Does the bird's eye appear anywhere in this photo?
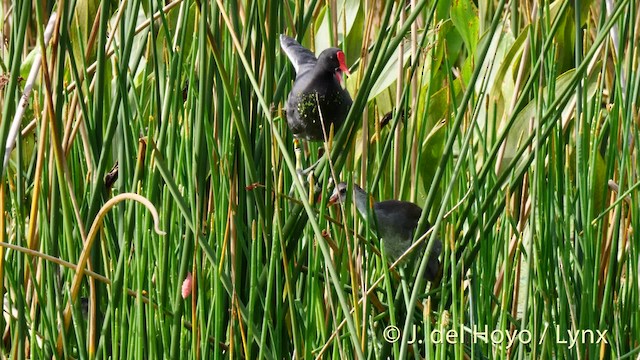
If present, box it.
[340,188,346,195]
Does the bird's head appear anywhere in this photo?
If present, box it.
[318,48,350,84]
[328,182,348,206]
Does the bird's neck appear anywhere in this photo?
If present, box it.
[352,185,373,220]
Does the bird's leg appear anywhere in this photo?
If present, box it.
[295,139,322,179]
[307,171,315,203]
[294,138,304,177]
[294,139,316,175]
[298,124,332,177]
[291,138,316,197]
[297,158,322,177]
[303,139,310,160]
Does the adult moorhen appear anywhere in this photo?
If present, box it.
[329,182,442,281]
[280,34,352,141]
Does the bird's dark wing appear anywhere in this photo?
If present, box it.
[375,200,442,280]
[280,34,317,75]
[374,200,423,240]
[374,200,422,226]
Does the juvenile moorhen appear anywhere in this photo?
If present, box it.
[329,182,442,281]
[280,34,352,141]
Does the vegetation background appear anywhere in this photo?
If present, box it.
[0,0,638,358]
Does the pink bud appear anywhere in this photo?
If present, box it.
[181,272,193,299]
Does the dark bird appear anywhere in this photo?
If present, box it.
[329,182,442,281]
[280,34,353,141]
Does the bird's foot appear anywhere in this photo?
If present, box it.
[297,158,322,177]
[294,138,303,171]
[289,167,319,201]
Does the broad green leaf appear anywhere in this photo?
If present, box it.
[471,22,517,138]
[344,2,364,66]
[474,26,516,96]
[498,65,601,173]
[367,40,413,101]
[417,82,449,137]
[314,0,360,51]
[450,0,479,55]
[566,137,607,217]
[69,0,100,71]
[419,20,452,90]
[492,25,530,101]
[370,22,452,107]
[19,47,39,85]
[419,97,448,195]
[419,126,447,201]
